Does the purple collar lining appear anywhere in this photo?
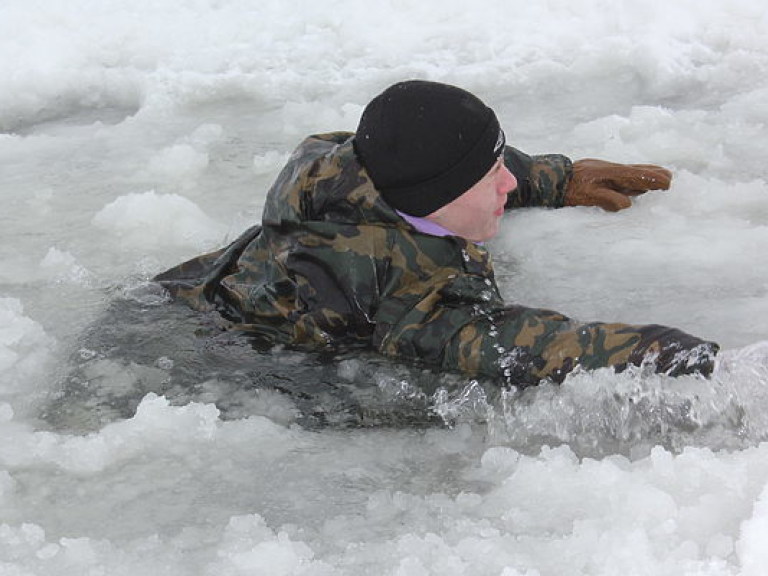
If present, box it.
[396,210,484,246]
[396,210,456,238]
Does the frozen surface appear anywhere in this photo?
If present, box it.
[2,0,768,574]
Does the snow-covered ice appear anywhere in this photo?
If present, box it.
[2,0,768,574]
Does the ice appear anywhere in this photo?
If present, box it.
[92,190,228,251]
[148,143,209,181]
[0,298,56,412]
[208,515,323,576]
[39,248,93,286]
[737,480,768,576]
[3,0,768,574]
[252,150,291,176]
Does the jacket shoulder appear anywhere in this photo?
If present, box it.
[263,132,401,227]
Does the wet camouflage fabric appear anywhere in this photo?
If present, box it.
[155,132,718,386]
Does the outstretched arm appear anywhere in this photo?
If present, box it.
[504,147,672,211]
[375,267,717,387]
[442,304,719,386]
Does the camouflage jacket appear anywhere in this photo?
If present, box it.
[155,132,718,385]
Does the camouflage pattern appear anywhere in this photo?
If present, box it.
[155,132,718,386]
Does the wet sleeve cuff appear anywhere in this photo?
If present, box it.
[504,147,573,209]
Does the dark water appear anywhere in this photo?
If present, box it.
[41,283,454,432]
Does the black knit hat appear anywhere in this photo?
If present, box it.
[354,80,505,217]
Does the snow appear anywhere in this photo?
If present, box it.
[2,0,768,574]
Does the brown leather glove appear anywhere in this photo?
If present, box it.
[565,159,672,211]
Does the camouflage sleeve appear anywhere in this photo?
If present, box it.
[503,146,573,209]
[442,306,720,386]
[153,225,263,312]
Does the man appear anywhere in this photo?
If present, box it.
[155,80,718,387]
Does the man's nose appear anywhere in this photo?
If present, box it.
[498,165,517,194]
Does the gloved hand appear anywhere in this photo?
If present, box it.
[629,325,720,378]
[565,159,672,211]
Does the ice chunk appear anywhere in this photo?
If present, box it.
[253,150,289,176]
[39,247,93,285]
[91,190,227,250]
[205,514,322,576]
[0,298,56,400]
[737,480,768,575]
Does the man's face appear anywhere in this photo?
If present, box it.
[426,157,517,242]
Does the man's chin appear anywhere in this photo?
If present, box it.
[473,226,498,243]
